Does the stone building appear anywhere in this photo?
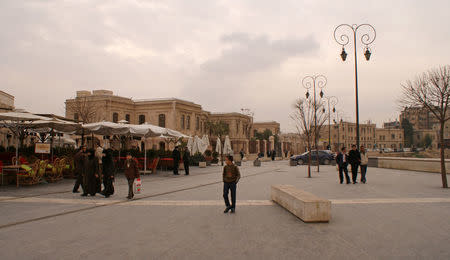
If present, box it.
[0,90,14,112]
[65,90,256,153]
[400,106,439,130]
[317,121,404,151]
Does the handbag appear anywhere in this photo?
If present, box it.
[134,178,142,194]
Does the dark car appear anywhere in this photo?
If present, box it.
[290,150,335,165]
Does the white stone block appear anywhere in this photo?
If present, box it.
[271,185,331,223]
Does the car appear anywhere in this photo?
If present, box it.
[290,150,335,165]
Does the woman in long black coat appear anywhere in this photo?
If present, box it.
[83,149,100,196]
[101,149,115,198]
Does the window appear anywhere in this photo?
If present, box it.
[181,115,185,129]
[139,115,145,125]
[74,113,79,122]
[391,134,395,139]
[158,114,166,127]
[196,117,200,130]
[112,112,119,123]
[236,120,240,134]
[186,116,191,130]
[125,114,130,123]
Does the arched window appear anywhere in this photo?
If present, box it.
[112,113,119,123]
[158,114,166,127]
[186,116,191,130]
[181,115,185,129]
[125,114,130,123]
[139,115,145,125]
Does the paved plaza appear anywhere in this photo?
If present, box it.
[0,161,449,259]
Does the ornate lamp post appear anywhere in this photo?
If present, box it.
[333,110,344,151]
[302,75,327,172]
[322,96,338,150]
[333,24,376,149]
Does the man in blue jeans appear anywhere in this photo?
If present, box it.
[222,155,241,213]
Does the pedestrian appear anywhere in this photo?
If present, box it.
[172,146,181,175]
[360,145,369,184]
[73,145,87,193]
[348,144,361,184]
[222,155,241,214]
[101,149,115,197]
[82,149,99,196]
[284,150,288,158]
[271,149,276,161]
[183,147,190,175]
[124,153,140,199]
[239,149,244,161]
[336,147,350,184]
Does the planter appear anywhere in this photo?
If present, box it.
[253,160,261,167]
[199,161,207,168]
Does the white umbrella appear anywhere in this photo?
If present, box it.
[0,112,51,168]
[192,135,201,154]
[82,121,130,136]
[223,135,233,155]
[215,137,222,154]
[187,137,194,153]
[201,135,210,154]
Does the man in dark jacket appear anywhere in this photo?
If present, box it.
[348,145,361,184]
[101,149,115,198]
[172,146,181,175]
[222,155,241,213]
[73,146,86,193]
[124,153,140,199]
[336,147,350,184]
[183,147,190,175]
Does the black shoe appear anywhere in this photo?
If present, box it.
[347,181,351,184]
[174,173,179,175]
[224,207,231,213]
[73,190,80,193]
[185,174,189,175]
[230,208,235,213]
[340,181,343,184]
[81,193,88,197]
[127,196,132,199]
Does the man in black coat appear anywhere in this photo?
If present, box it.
[348,145,361,184]
[172,146,181,175]
[183,147,190,175]
[336,147,350,184]
[73,146,87,193]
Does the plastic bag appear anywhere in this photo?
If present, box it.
[134,178,142,194]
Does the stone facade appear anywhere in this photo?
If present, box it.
[0,90,14,112]
[317,121,404,151]
[65,90,256,153]
[400,106,439,130]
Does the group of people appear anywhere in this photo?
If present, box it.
[171,146,190,175]
[335,145,369,184]
[72,145,140,199]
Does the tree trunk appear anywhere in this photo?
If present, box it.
[439,122,448,188]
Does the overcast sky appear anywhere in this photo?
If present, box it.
[1,0,450,132]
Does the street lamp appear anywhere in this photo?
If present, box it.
[334,23,376,149]
[333,110,344,151]
[324,96,338,150]
[302,75,327,172]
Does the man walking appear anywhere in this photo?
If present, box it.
[73,146,87,193]
[360,145,369,184]
[124,153,139,199]
[172,146,181,175]
[336,147,350,184]
[222,155,240,214]
[183,146,190,175]
[348,145,361,184]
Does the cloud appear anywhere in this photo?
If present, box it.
[201,32,319,76]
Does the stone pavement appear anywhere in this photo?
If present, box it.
[0,161,449,259]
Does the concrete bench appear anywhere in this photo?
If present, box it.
[271,185,331,223]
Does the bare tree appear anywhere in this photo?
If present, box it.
[65,96,99,146]
[291,98,328,177]
[400,65,450,188]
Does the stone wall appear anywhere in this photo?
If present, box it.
[371,156,450,174]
